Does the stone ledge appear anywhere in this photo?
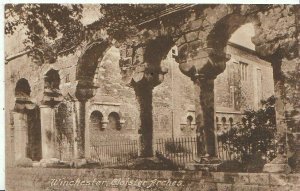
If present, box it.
[6,167,300,191]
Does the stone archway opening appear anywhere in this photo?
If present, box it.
[45,69,60,90]
[13,78,42,162]
[90,110,104,130]
[15,78,31,99]
[108,112,121,131]
[89,110,104,147]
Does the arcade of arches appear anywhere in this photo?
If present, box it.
[6,5,300,173]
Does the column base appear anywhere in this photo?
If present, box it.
[263,155,291,173]
[185,156,221,171]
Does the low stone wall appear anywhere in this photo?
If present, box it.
[6,167,300,191]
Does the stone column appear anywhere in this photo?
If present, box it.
[134,82,154,157]
[73,84,96,159]
[40,105,57,159]
[194,77,217,157]
[263,57,292,173]
[73,100,86,159]
[178,48,229,160]
[84,101,91,159]
[13,112,28,160]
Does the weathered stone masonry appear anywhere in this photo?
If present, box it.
[5,5,300,172]
[6,167,300,191]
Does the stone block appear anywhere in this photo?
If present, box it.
[224,173,250,184]
[15,157,33,167]
[190,20,203,31]
[269,174,287,186]
[232,184,258,191]
[212,172,225,183]
[258,186,271,191]
[268,185,291,191]
[217,183,232,191]
[185,31,199,42]
[249,173,269,185]
[286,174,300,185]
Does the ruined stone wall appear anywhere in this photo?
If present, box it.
[5,31,86,166]
[87,47,140,144]
[5,30,275,166]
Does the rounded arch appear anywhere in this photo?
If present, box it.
[187,115,193,125]
[229,117,233,124]
[108,112,121,130]
[44,69,60,89]
[206,13,259,52]
[143,35,175,66]
[76,39,111,86]
[216,116,219,123]
[229,117,234,127]
[221,117,227,123]
[15,78,31,97]
[90,110,104,130]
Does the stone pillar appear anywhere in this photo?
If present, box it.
[40,105,57,159]
[178,48,229,161]
[84,101,91,159]
[73,84,96,159]
[263,58,291,173]
[194,77,217,157]
[73,100,86,159]
[13,112,28,160]
[134,82,154,157]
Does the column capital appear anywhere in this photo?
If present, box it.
[178,47,230,81]
[119,36,172,87]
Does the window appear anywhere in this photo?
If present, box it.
[45,69,60,89]
[222,117,226,124]
[90,111,104,130]
[187,115,193,128]
[108,112,121,130]
[239,61,248,81]
[230,86,235,108]
[229,118,233,128]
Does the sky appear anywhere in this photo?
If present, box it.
[229,23,255,50]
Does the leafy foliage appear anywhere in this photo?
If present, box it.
[5,4,169,63]
[5,4,84,63]
[218,96,277,170]
[88,5,168,41]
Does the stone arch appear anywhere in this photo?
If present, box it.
[44,69,60,90]
[187,115,193,127]
[90,110,104,130]
[221,117,227,124]
[108,112,121,131]
[206,13,259,53]
[15,78,31,98]
[76,39,111,87]
[13,78,42,162]
[143,35,175,66]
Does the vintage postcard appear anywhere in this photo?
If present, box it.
[4,4,300,191]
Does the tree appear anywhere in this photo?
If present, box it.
[5,4,84,63]
[218,96,277,171]
[5,4,168,64]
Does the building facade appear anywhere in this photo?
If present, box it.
[5,32,274,165]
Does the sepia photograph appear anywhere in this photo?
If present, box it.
[4,3,300,190]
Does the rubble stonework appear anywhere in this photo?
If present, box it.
[5,4,300,174]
